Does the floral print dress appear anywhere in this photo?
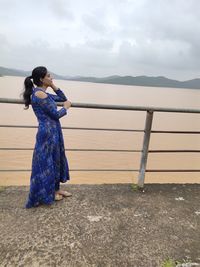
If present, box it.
[25,87,70,208]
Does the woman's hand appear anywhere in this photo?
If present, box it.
[63,100,71,109]
[49,82,58,91]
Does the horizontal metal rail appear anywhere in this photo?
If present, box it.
[1,169,200,172]
[0,148,200,153]
[149,150,200,153]
[0,148,141,152]
[151,130,200,134]
[1,125,199,134]
[0,169,139,172]
[146,169,200,172]
[1,98,200,114]
[0,124,144,132]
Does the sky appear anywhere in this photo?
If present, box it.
[0,0,200,80]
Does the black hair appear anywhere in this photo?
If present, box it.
[22,66,47,109]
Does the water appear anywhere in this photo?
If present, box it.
[0,76,200,185]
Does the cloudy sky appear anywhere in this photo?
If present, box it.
[0,0,200,80]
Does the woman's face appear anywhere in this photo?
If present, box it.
[41,71,53,87]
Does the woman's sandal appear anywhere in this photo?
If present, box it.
[55,193,63,201]
[58,190,72,197]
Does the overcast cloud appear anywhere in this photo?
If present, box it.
[0,0,200,80]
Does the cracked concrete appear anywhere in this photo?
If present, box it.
[0,184,200,267]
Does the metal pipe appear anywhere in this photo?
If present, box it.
[1,98,200,113]
[0,169,139,172]
[0,124,144,132]
[1,169,199,172]
[146,169,200,172]
[137,111,154,188]
[0,148,142,152]
[151,130,200,134]
[148,150,200,153]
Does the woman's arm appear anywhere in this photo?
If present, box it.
[35,91,67,120]
[48,88,68,102]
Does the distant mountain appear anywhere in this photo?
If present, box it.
[0,66,64,80]
[0,66,200,89]
[0,66,29,77]
[66,75,200,89]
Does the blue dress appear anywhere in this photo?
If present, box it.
[25,87,70,208]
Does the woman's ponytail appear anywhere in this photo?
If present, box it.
[23,76,33,109]
[21,66,47,110]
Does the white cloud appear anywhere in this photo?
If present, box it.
[48,0,74,20]
[0,0,200,79]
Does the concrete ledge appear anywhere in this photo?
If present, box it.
[0,184,200,267]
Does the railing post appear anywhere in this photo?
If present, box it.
[137,110,154,188]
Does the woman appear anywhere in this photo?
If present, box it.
[22,66,72,208]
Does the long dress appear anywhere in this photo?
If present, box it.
[25,87,70,208]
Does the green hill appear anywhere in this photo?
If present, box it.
[0,66,64,80]
[1,66,200,89]
[66,75,200,89]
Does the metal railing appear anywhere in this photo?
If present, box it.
[0,97,200,187]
